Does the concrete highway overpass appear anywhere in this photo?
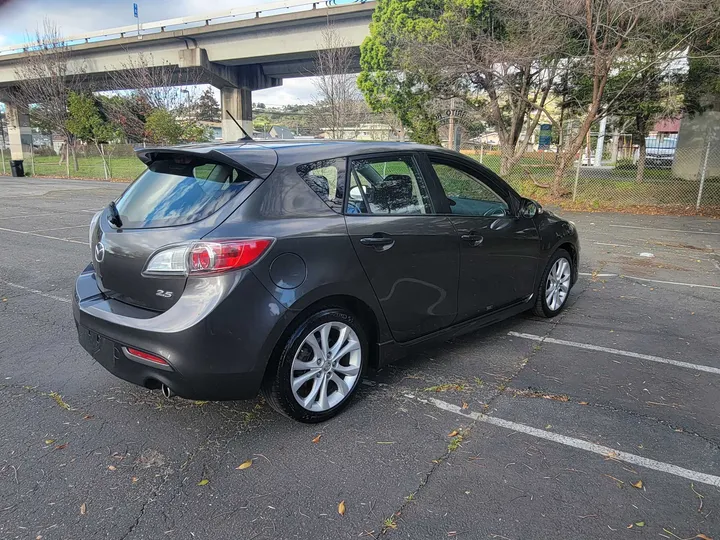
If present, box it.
[0,0,375,161]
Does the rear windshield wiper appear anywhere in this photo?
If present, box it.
[108,201,123,228]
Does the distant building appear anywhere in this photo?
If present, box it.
[320,123,399,141]
[470,131,500,145]
[650,117,681,142]
[199,121,223,141]
[251,125,295,140]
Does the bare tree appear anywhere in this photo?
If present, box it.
[102,52,202,142]
[544,0,720,194]
[13,19,86,172]
[312,25,367,139]
[400,0,568,175]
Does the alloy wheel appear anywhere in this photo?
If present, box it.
[545,257,571,311]
[290,321,362,412]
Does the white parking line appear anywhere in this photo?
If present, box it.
[595,242,630,248]
[0,210,89,220]
[622,275,720,290]
[0,279,71,304]
[33,225,88,233]
[578,272,618,277]
[508,331,720,375]
[0,226,89,245]
[609,224,720,236]
[410,395,720,488]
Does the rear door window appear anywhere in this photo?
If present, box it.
[347,155,433,215]
[115,157,254,228]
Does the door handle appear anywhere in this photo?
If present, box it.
[360,234,395,251]
[461,233,484,246]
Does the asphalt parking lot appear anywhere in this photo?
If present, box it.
[1,177,719,540]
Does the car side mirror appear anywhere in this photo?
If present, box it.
[520,199,539,219]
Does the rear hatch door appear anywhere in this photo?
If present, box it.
[91,147,277,312]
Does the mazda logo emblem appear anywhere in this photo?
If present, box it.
[94,242,106,263]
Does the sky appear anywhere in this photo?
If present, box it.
[0,0,319,105]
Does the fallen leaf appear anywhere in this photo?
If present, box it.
[461,402,469,409]
[545,424,552,430]
[632,480,643,489]
[696,535,712,540]
[627,524,633,529]
[578,401,589,405]
[55,443,67,450]
[131,477,138,483]
[44,439,54,445]
[108,465,117,471]
[312,434,322,443]
[448,430,459,437]
[80,503,86,515]
[197,479,210,486]
[83,415,94,420]
[338,500,346,516]
[236,460,253,470]
[635,521,645,527]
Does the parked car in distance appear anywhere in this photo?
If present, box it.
[74,141,580,423]
[633,136,677,168]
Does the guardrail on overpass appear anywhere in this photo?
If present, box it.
[0,0,374,55]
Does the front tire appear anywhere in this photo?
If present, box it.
[261,308,368,423]
[532,249,573,318]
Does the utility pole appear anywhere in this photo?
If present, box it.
[448,98,456,151]
[0,108,6,175]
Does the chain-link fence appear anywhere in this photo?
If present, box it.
[3,127,719,212]
[458,131,720,211]
[8,143,147,182]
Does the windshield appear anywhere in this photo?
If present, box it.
[114,157,253,229]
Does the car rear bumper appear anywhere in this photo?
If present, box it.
[73,265,288,400]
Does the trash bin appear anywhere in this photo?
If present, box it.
[10,160,24,177]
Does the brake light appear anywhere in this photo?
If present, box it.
[188,239,273,274]
[126,347,169,366]
[143,239,273,276]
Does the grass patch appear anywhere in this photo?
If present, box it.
[47,391,71,410]
[473,377,484,387]
[448,434,464,452]
[27,155,146,181]
[383,516,398,531]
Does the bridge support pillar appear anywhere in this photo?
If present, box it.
[4,102,27,162]
[221,87,253,142]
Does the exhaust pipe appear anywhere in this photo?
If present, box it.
[161,384,175,399]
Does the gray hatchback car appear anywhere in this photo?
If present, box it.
[74,140,579,422]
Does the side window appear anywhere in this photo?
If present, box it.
[297,158,345,213]
[431,162,509,217]
[347,156,433,215]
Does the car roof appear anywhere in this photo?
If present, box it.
[136,140,452,176]
[136,139,442,163]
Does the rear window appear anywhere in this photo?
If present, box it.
[115,157,254,228]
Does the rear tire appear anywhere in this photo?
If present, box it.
[532,249,573,318]
[261,308,368,423]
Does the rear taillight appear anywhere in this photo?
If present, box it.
[143,239,273,276]
[188,240,273,275]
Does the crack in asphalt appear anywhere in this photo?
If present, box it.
[377,282,590,536]
[583,400,720,450]
[115,404,269,539]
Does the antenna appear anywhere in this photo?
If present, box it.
[225,109,253,141]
